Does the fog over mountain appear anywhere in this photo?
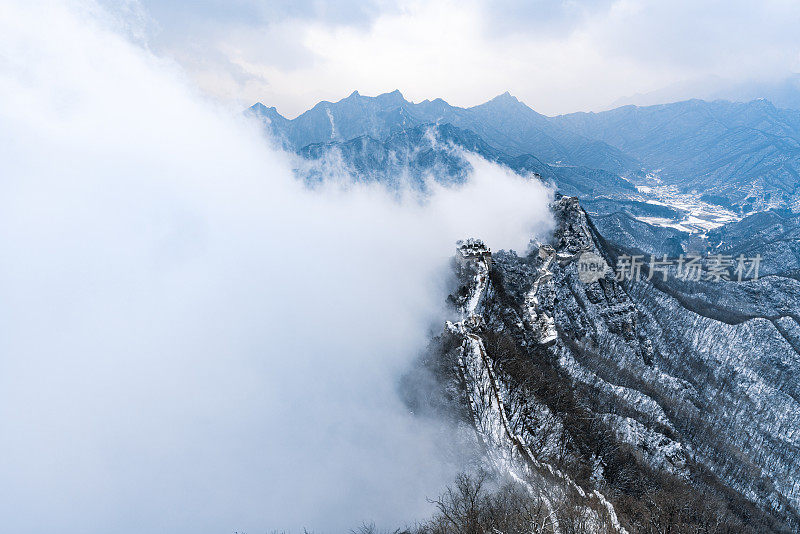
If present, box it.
[252,88,800,214]
[5,1,800,533]
[613,74,800,112]
[0,3,554,532]
[245,87,800,532]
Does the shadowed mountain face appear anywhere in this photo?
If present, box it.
[297,122,637,198]
[590,211,690,257]
[707,209,800,278]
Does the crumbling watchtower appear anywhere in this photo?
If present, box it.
[456,238,492,269]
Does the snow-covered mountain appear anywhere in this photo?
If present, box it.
[247,91,800,532]
[413,196,800,532]
[296,122,636,198]
[249,90,643,179]
[250,90,800,220]
[553,99,800,213]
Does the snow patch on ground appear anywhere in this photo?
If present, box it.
[631,184,740,234]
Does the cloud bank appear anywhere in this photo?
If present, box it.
[125,0,800,116]
[0,2,554,532]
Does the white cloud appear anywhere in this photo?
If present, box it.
[0,2,554,532]
[120,0,800,116]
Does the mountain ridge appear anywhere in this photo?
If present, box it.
[413,195,800,532]
[248,90,643,177]
[249,90,800,213]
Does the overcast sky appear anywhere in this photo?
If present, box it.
[110,0,800,117]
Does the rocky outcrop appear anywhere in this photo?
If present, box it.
[444,235,625,534]
[431,196,800,533]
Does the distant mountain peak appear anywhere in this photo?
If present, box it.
[338,89,408,108]
[247,102,286,121]
[491,91,519,103]
[473,91,543,120]
[375,89,406,105]
[478,91,537,115]
[748,96,776,109]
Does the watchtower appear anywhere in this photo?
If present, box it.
[456,238,492,269]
